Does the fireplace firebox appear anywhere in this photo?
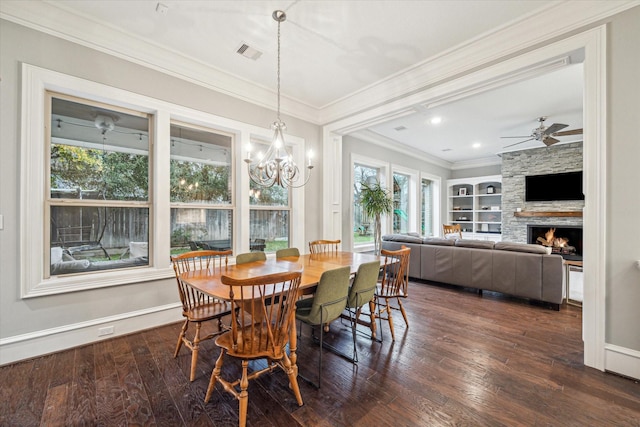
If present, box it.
[527,225,583,261]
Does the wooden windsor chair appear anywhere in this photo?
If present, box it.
[170,250,234,381]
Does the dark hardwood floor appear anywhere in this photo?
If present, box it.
[2,281,639,426]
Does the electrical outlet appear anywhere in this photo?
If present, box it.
[98,326,114,336]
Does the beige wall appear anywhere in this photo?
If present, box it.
[0,20,322,341]
[606,5,640,350]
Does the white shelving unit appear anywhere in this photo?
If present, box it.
[447,175,502,241]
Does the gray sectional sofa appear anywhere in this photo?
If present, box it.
[381,234,564,308]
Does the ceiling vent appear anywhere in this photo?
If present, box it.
[236,43,263,60]
[394,126,407,131]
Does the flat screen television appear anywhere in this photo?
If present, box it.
[525,171,584,201]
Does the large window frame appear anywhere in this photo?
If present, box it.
[20,64,306,297]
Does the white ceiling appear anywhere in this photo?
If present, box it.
[3,0,589,165]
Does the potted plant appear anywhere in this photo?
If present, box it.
[359,179,394,255]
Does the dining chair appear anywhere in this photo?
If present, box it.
[170,250,233,381]
[442,223,463,239]
[204,270,304,427]
[275,247,300,258]
[370,246,411,341]
[344,260,382,361]
[235,251,267,264]
[295,265,351,388]
[308,239,340,254]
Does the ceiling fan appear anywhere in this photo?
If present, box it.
[502,116,583,148]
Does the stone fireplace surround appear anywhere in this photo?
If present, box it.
[501,142,584,243]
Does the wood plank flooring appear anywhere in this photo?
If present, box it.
[1,281,639,426]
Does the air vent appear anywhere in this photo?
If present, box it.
[236,43,263,60]
[394,126,407,131]
[442,148,452,152]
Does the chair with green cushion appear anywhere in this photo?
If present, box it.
[295,265,351,388]
[235,251,267,265]
[345,260,381,361]
[276,247,300,258]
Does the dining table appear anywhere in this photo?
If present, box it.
[180,251,384,375]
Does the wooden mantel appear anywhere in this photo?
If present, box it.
[514,211,583,218]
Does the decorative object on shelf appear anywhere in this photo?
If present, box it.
[487,185,495,194]
[244,10,313,188]
[458,188,467,196]
[491,206,500,211]
[359,178,393,255]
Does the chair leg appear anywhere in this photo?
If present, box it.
[386,298,396,341]
[238,360,249,427]
[397,298,409,327]
[350,309,359,363]
[190,322,202,381]
[174,319,188,358]
[282,352,303,406]
[369,299,377,340]
[205,349,224,403]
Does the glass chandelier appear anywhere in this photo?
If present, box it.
[244,10,313,188]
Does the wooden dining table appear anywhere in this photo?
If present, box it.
[180,251,384,374]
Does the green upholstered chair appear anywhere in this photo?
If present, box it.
[295,265,351,388]
[345,260,381,361]
[276,247,300,258]
[235,251,267,265]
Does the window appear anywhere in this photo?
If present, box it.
[421,177,434,236]
[353,163,379,245]
[248,139,291,253]
[169,122,233,254]
[21,64,307,297]
[392,172,410,234]
[48,94,151,276]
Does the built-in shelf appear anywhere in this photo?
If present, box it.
[514,211,583,218]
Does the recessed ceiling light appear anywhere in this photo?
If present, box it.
[472,142,482,148]
[430,117,442,125]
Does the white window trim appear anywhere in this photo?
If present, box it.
[349,153,389,252]
[420,172,442,238]
[20,64,305,298]
[391,165,419,234]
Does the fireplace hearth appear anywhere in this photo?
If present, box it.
[527,225,583,261]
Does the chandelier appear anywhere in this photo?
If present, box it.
[244,10,313,188]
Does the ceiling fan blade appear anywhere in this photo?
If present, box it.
[553,128,583,136]
[544,123,568,135]
[542,136,560,146]
[501,135,532,139]
[503,137,534,148]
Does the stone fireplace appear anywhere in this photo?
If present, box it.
[501,142,584,244]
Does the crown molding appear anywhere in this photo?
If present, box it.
[348,129,452,170]
[0,0,320,124]
[317,1,640,123]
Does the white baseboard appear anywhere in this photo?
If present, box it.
[604,344,640,380]
[0,303,183,366]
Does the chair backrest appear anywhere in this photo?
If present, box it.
[378,246,411,298]
[347,261,381,309]
[276,247,300,258]
[443,224,462,239]
[221,270,302,358]
[170,250,232,311]
[304,266,351,325]
[236,251,267,265]
[308,239,341,254]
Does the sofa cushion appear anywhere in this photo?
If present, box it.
[495,242,550,254]
[422,237,455,246]
[382,234,423,244]
[454,239,495,249]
